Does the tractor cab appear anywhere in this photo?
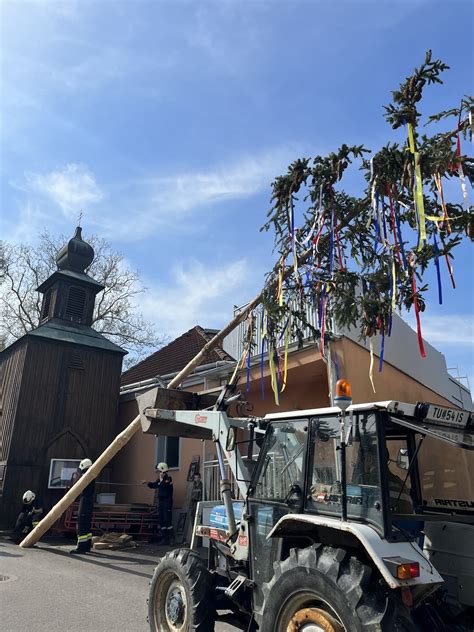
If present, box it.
[143,382,473,631]
[245,397,474,622]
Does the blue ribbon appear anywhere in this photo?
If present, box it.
[381,196,388,242]
[433,234,443,305]
[290,196,295,246]
[318,287,326,329]
[378,329,385,373]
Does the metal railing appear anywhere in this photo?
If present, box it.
[223,301,330,362]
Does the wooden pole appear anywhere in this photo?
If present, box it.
[20,416,141,548]
[20,200,365,549]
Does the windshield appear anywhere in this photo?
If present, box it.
[308,413,384,531]
[253,420,307,502]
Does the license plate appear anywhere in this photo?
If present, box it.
[424,404,470,428]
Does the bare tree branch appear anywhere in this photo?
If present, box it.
[0,232,167,366]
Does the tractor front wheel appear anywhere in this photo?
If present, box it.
[259,545,415,632]
[147,548,215,632]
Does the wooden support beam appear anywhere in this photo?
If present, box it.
[20,415,141,548]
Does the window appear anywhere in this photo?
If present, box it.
[308,416,342,514]
[41,289,52,321]
[156,436,180,470]
[48,459,81,489]
[65,286,86,321]
[345,413,383,524]
[253,420,308,502]
[308,414,383,529]
[68,351,84,370]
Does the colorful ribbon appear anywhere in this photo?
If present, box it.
[433,173,451,234]
[368,337,376,393]
[406,122,427,250]
[433,234,443,305]
[409,255,427,359]
[260,309,267,399]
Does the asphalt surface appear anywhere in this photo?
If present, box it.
[0,535,243,632]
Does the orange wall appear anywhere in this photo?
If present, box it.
[113,389,205,510]
[114,340,459,508]
[339,338,457,407]
[111,398,156,505]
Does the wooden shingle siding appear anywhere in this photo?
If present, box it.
[0,343,27,463]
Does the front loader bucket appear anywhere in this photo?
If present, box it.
[135,386,217,439]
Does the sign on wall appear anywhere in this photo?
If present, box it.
[48,459,81,489]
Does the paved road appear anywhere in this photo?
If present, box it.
[0,536,243,631]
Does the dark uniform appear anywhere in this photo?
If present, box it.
[148,473,173,543]
[14,498,44,536]
[73,478,95,553]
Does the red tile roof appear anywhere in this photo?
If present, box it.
[120,326,235,386]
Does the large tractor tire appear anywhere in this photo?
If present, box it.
[259,545,415,632]
[147,548,215,632]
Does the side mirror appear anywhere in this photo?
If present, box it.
[396,448,409,470]
[226,427,236,452]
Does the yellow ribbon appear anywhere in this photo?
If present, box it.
[433,173,451,233]
[407,123,426,250]
[277,256,284,307]
[280,321,290,392]
[268,342,279,405]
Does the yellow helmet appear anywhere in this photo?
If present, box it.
[156,462,168,473]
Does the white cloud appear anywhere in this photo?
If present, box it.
[404,313,474,347]
[23,164,103,217]
[149,147,298,214]
[6,145,302,243]
[79,145,302,241]
[140,258,251,338]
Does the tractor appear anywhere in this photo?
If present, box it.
[137,381,474,631]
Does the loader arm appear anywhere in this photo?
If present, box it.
[137,387,258,500]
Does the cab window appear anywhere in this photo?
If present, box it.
[253,420,307,502]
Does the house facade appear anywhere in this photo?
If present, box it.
[114,311,472,524]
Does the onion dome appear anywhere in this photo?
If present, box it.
[56,227,94,272]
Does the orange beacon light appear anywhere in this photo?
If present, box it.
[334,379,352,412]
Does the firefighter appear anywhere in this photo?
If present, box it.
[143,462,174,544]
[14,490,44,539]
[70,458,95,554]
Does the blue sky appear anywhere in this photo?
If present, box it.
[1,0,473,386]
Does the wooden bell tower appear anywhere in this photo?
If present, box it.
[0,227,126,525]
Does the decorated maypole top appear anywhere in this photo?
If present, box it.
[233,51,473,403]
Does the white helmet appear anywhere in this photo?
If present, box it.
[79,458,92,472]
[156,462,168,473]
[23,490,36,504]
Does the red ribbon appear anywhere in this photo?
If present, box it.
[445,254,456,290]
[411,267,426,359]
[320,296,327,359]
